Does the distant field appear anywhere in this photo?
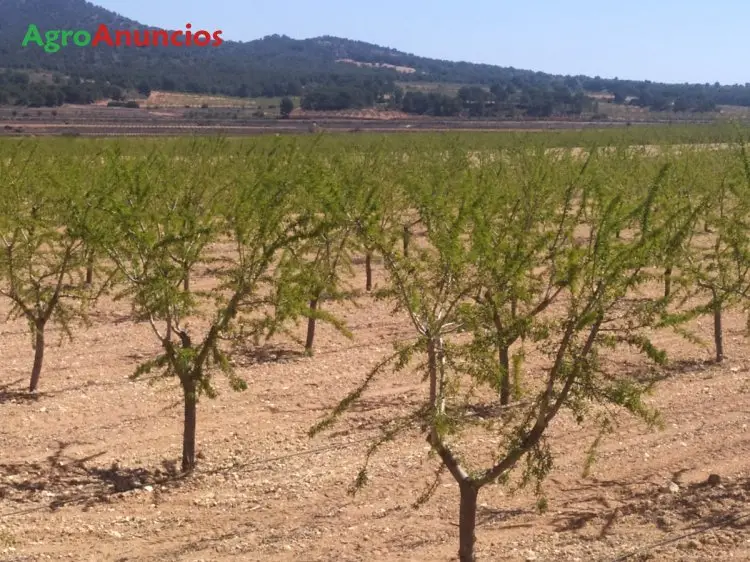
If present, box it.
[0,122,741,147]
[594,101,750,122]
[587,91,615,101]
[717,104,750,117]
[292,108,414,120]
[144,91,301,113]
[0,101,741,140]
[395,81,489,96]
[596,101,659,119]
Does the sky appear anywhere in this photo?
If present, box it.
[93,0,749,85]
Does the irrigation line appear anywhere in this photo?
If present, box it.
[608,510,750,561]
[203,434,378,475]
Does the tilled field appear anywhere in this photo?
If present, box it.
[0,263,749,562]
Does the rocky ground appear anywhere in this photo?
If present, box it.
[0,261,749,561]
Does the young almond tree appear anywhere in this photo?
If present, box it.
[340,146,405,294]
[311,144,697,561]
[0,144,101,392]
[670,145,750,362]
[469,146,592,405]
[99,140,314,472]
[298,225,356,354]
[269,147,406,354]
[280,154,359,355]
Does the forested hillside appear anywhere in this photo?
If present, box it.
[2,0,750,116]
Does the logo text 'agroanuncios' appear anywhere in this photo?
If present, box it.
[22,23,224,53]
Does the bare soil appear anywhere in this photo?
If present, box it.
[291,109,416,120]
[1,259,749,561]
[144,92,255,109]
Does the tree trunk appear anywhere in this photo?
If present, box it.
[28,322,46,392]
[492,300,513,405]
[183,268,190,292]
[403,225,411,257]
[305,298,319,354]
[181,379,197,472]
[713,294,723,363]
[437,337,446,414]
[458,482,479,562]
[499,345,510,406]
[427,337,438,407]
[85,252,94,286]
[664,266,672,298]
[424,336,448,415]
[365,252,372,292]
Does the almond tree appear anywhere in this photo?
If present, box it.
[284,156,359,355]
[0,145,102,392]
[667,144,750,362]
[469,146,593,405]
[311,144,697,561]
[98,142,314,471]
[269,147,407,354]
[343,148,405,293]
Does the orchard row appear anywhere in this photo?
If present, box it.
[1,131,749,561]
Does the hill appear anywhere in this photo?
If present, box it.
[1,0,750,117]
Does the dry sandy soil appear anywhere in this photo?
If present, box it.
[1,257,749,562]
[144,92,257,109]
[291,108,415,120]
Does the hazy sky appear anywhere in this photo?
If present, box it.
[93,0,748,85]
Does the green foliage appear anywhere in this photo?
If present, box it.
[0,141,102,390]
[279,96,294,118]
[4,130,750,558]
[304,132,725,562]
[83,138,322,469]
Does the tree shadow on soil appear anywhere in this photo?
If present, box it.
[229,342,306,366]
[477,506,532,529]
[548,475,750,559]
[0,441,187,515]
[347,393,418,414]
[622,357,719,384]
[0,379,52,404]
